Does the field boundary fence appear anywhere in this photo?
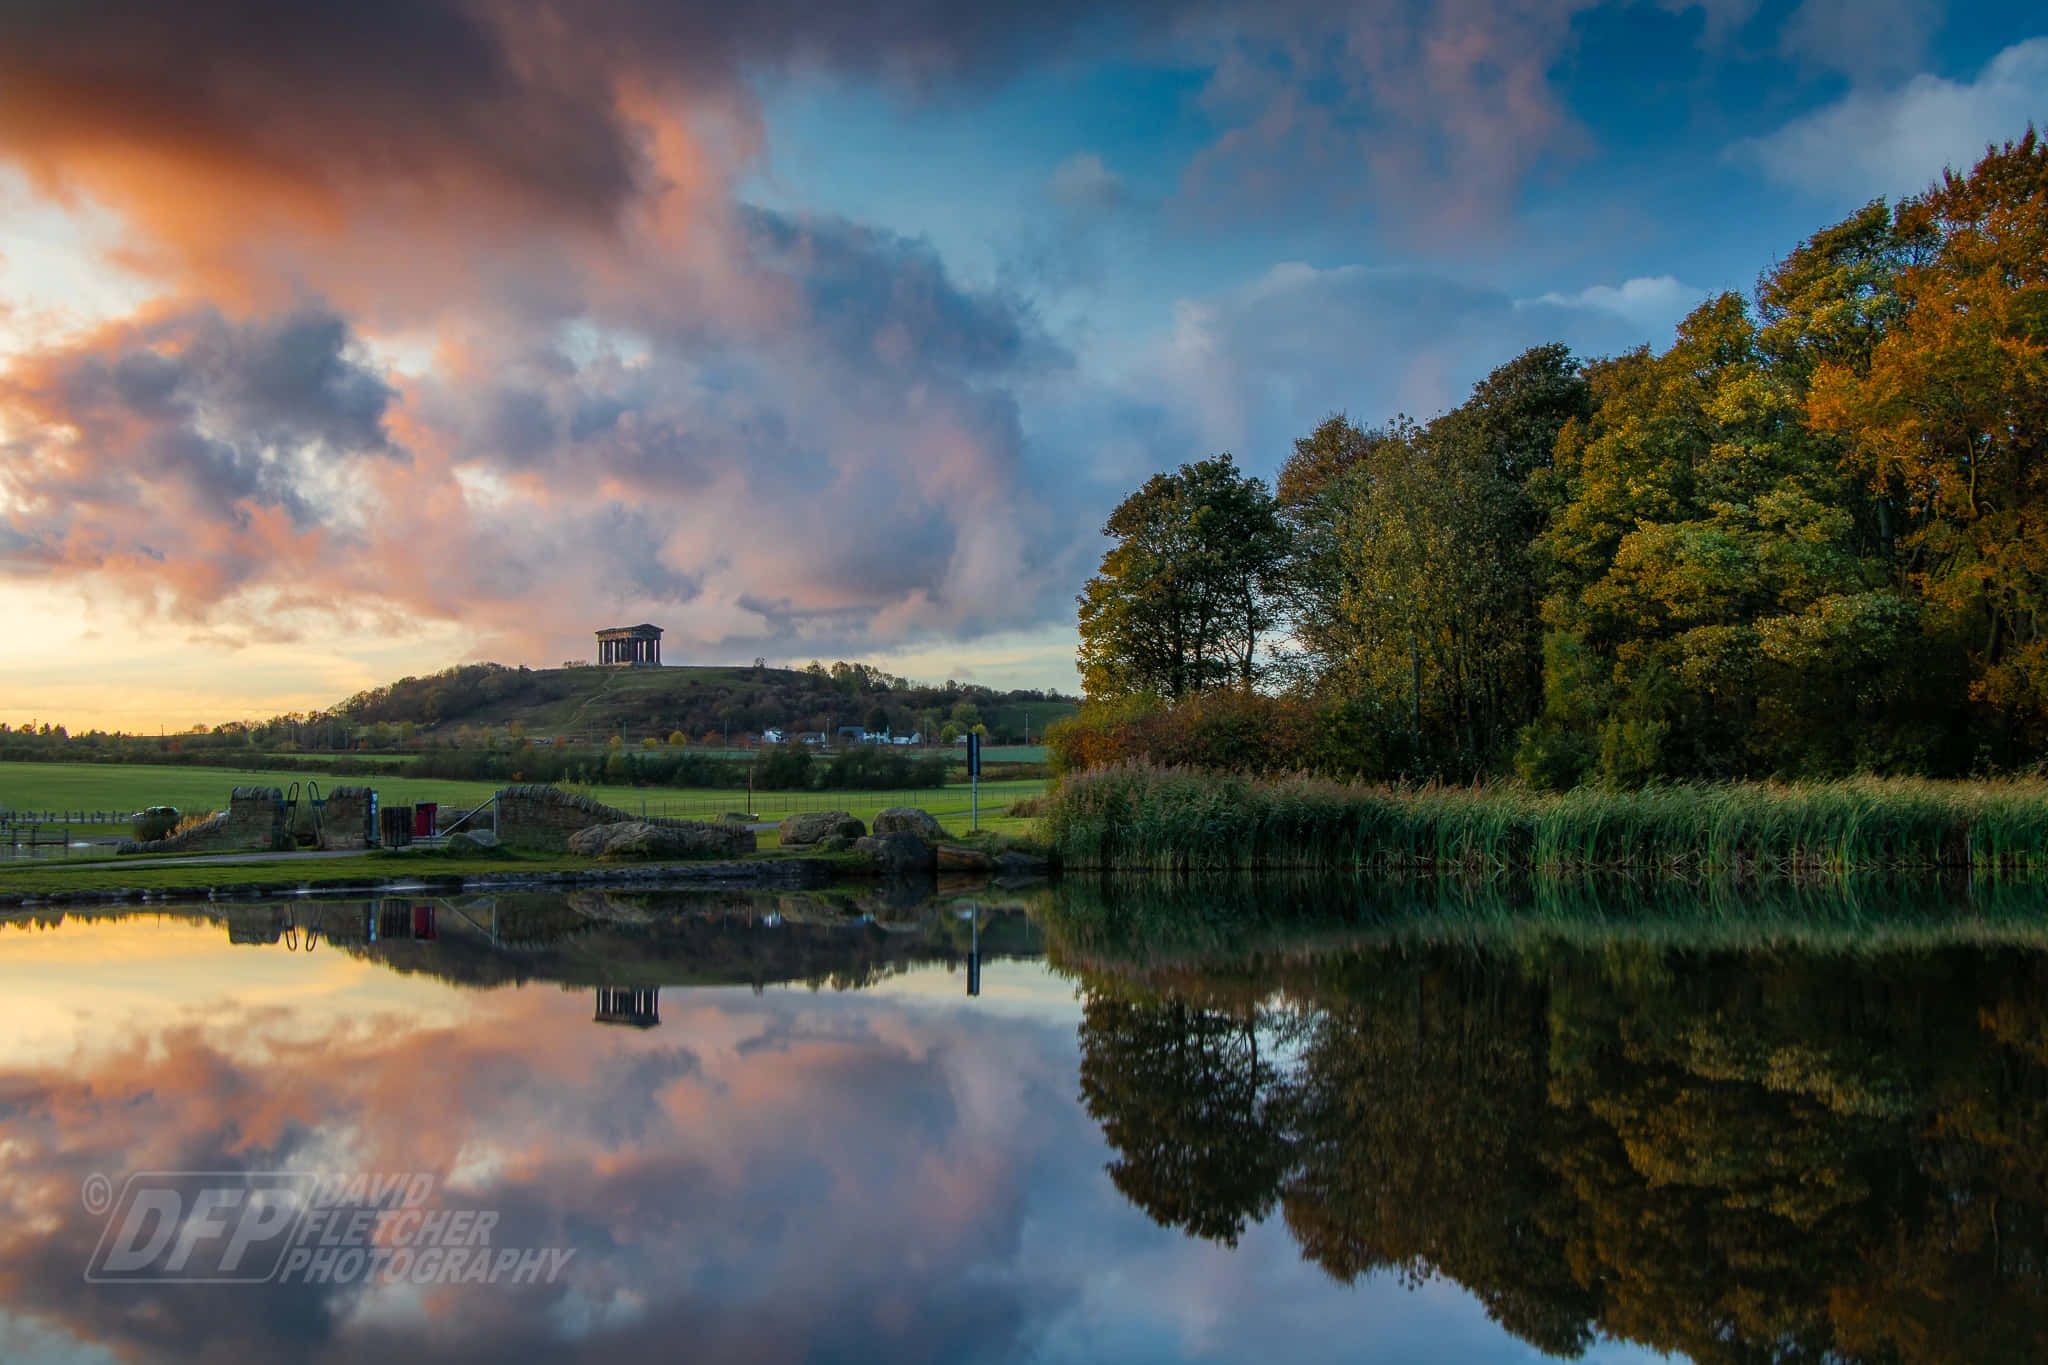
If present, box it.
[606,786,1033,824]
[1,813,129,862]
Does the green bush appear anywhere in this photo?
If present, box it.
[131,806,180,842]
[823,745,948,790]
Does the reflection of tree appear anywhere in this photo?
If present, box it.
[1075,941,2048,1363]
[1078,994,1288,1246]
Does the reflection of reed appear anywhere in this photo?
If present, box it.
[1039,871,2048,975]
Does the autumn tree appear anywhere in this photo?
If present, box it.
[1807,132,2048,744]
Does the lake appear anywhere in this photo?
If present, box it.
[1,879,2042,1363]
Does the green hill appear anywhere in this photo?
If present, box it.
[334,662,1076,747]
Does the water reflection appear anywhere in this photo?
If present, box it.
[1052,876,2048,1363]
[0,879,2043,1362]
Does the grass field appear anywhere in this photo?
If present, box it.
[0,762,1046,829]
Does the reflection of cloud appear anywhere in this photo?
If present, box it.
[1731,39,2048,199]
[0,917,1576,1364]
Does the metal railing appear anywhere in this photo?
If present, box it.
[610,786,1032,823]
[0,810,131,824]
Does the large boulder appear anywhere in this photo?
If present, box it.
[780,810,865,845]
[935,844,996,873]
[873,807,947,840]
[446,829,500,853]
[853,832,936,875]
[567,820,757,860]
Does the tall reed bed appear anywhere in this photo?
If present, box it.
[1043,764,2048,875]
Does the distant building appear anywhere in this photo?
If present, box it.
[595,624,663,666]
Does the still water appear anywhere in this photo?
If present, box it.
[1,880,2044,1363]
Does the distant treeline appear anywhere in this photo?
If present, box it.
[0,732,413,777]
[411,743,950,791]
[1068,132,2048,785]
[0,726,956,792]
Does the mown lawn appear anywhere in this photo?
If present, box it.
[0,761,1045,831]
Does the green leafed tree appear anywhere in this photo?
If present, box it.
[1283,346,1588,775]
[1077,455,1289,700]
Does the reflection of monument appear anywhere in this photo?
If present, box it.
[594,986,660,1028]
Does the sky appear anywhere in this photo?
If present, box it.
[0,0,2044,730]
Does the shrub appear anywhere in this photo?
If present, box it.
[823,745,949,790]
[753,747,813,790]
[1047,691,1344,779]
[171,810,219,838]
[132,806,180,842]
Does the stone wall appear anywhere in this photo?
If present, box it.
[496,784,755,854]
[117,785,285,855]
[324,786,376,851]
[119,811,232,856]
[228,786,289,851]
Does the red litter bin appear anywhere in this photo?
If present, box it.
[413,802,438,837]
